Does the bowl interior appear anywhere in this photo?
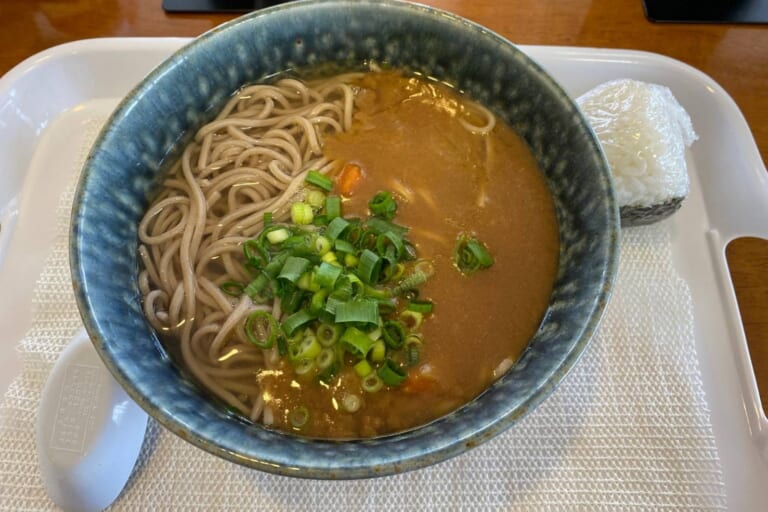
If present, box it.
[71,0,618,478]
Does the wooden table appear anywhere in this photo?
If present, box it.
[1,0,766,408]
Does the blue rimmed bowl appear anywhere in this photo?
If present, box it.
[71,0,619,478]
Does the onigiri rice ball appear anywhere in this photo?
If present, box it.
[577,79,698,226]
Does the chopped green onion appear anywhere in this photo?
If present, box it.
[342,393,362,413]
[278,256,311,284]
[399,310,423,331]
[405,334,422,367]
[382,319,406,349]
[290,333,322,362]
[375,231,404,260]
[243,274,270,299]
[263,212,273,226]
[369,340,386,362]
[325,195,341,219]
[407,300,434,314]
[454,233,494,274]
[266,228,290,244]
[321,251,338,264]
[317,360,340,383]
[377,359,407,386]
[361,373,383,393]
[326,217,350,240]
[279,284,306,314]
[288,406,310,429]
[344,253,359,267]
[305,170,334,192]
[365,217,409,237]
[243,239,268,267]
[281,309,316,337]
[315,347,337,370]
[357,249,382,284]
[309,289,329,314]
[340,326,375,358]
[334,239,356,254]
[314,235,331,255]
[263,251,289,277]
[353,359,373,378]
[368,191,398,220]
[220,281,244,297]
[316,323,342,347]
[334,299,379,325]
[312,214,330,226]
[244,311,278,349]
[406,344,420,366]
[294,359,316,376]
[277,335,288,357]
[392,261,435,295]
[291,202,314,225]
[298,272,315,291]
[315,261,342,289]
[306,189,326,209]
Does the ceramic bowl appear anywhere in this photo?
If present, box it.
[71,0,619,478]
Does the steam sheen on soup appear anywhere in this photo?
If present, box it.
[138,70,559,439]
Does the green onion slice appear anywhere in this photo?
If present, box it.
[382,319,406,349]
[277,335,289,357]
[454,233,494,274]
[316,323,342,347]
[377,359,407,386]
[334,299,379,325]
[326,217,350,240]
[399,310,423,331]
[220,281,244,297]
[369,340,386,363]
[281,309,316,337]
[309,289,329,315]
[357,249,382,284]
[406,342,421,367]
[375,231,404,260]
[333,239,356,254]
[407,299,434,314]
[365,217,409,237]
[290,333,322,362]
[342,393,362,413]
[317,360,340,383]
[306,189,326,209]
[243,274,270,300]
[325,195,341,219]
[289,406,310,429]
[361,373,384,393]
[305,170,334,192]
[291,202,314,225]
[368,191,398,220]
[315,347,337,370]
[353,359,373,378]
[244,311,278,349]
[243,239,268,267]
[278,256,311,284]
[340,326,375,358]
[315,261,342,289]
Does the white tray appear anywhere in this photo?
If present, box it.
[1,38,767,510]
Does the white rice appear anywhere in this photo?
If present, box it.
[577,79,697,208]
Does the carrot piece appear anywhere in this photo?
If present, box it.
[338,163,363,196]
[401,372,437,394]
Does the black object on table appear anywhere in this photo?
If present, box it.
[643,0,768,23]
[163,0,292,13]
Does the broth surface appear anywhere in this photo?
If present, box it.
[264,72,559,437]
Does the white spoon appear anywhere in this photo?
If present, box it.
[35,328,148,512]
